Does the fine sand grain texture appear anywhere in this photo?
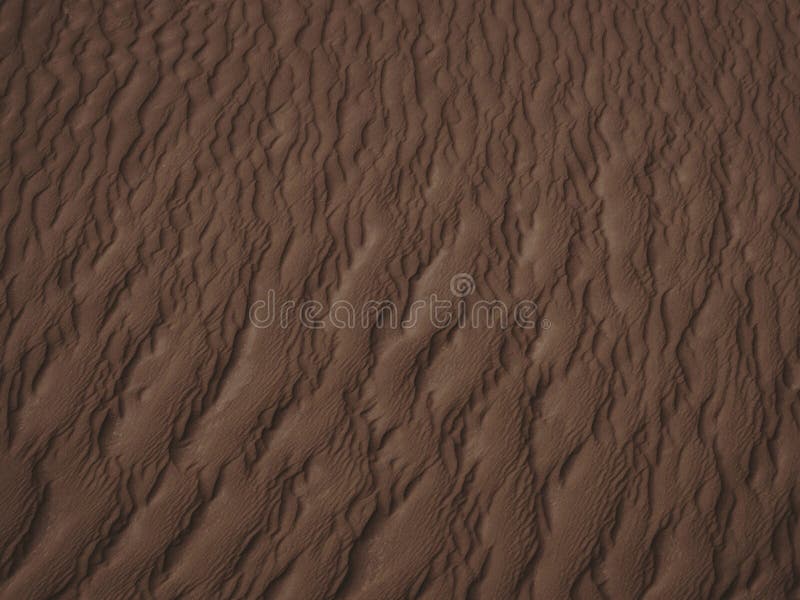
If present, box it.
[1,0,800,598]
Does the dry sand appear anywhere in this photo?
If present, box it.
[1,0,800,598]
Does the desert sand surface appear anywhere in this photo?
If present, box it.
[1,0,800,598]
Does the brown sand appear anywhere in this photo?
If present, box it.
[1,0,800,598]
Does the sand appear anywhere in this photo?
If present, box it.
[1,0,799,598]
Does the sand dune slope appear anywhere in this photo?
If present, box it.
[1,0,800,598]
